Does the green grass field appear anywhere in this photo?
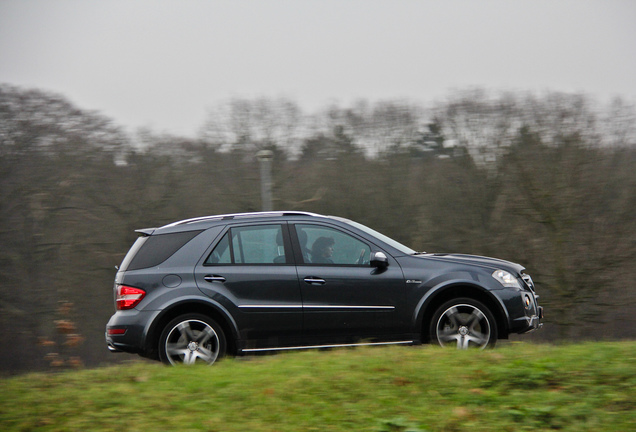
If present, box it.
[1,342,634,431]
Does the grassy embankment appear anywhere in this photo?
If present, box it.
[1,342,634,431]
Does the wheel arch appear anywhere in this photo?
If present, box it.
[416,283,510,343]
[143,299,240,359]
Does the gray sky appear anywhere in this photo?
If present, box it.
[1,0,635,137]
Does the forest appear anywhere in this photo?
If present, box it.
[1,84,635,373]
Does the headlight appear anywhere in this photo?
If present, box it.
[492,269,522,289]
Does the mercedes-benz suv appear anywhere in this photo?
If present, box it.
[106,211,542,365]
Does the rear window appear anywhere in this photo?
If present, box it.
[122,230,203,271]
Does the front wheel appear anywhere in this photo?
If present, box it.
[159,314,226,365]
[429,298,497,349]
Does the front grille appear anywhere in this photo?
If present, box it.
[521,274,535,292]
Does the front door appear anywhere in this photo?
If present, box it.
[291,223,406,345]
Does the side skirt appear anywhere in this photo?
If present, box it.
[241,340,414,353]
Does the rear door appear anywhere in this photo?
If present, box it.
[195,223,303,349]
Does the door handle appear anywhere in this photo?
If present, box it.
[204,275,226,283]
[304,277,326,285]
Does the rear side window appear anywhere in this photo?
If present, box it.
[118,236,148,272]
[205,225,287,265]
[125,230,203,271]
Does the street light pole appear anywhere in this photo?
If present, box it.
[256,150,274,211]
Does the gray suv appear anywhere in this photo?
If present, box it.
[106,211,542,365]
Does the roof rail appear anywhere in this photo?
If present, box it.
[160,211,321,228]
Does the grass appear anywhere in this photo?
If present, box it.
[1,342,635,431]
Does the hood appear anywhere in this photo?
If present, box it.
[417,253,525,274]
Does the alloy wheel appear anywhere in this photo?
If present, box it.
[435,303,492,349]
[164,319,221,365]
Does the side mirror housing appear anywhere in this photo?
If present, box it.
[370,251,389,268]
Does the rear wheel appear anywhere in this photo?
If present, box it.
[159,314,226,365]
[429,298,497,349]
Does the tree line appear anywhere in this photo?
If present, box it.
[1,84,635,373]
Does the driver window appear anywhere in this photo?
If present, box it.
[295,224,370,265]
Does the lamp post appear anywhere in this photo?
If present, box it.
[256,150,274,211]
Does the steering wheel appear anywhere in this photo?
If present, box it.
[356,249,369,265]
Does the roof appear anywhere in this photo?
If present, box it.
[159,211,323,229]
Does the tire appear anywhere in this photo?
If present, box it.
[158,314,226,365]
[429,298,497,349]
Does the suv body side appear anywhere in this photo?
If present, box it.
[106,213,542,360]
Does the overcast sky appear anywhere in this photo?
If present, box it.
[1,0,635,137]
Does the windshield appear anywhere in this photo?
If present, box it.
[333,217,417,255]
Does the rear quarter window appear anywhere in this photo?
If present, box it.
[123,230,203,271]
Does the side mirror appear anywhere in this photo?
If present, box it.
[370,251,389,268]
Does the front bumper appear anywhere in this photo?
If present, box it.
[512,292,544,333]
[514,308,543,334]
[503,281,543,334]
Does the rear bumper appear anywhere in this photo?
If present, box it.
[106,339,122,352]
[105,310,155,355]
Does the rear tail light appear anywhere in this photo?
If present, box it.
[116,285,146,310]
